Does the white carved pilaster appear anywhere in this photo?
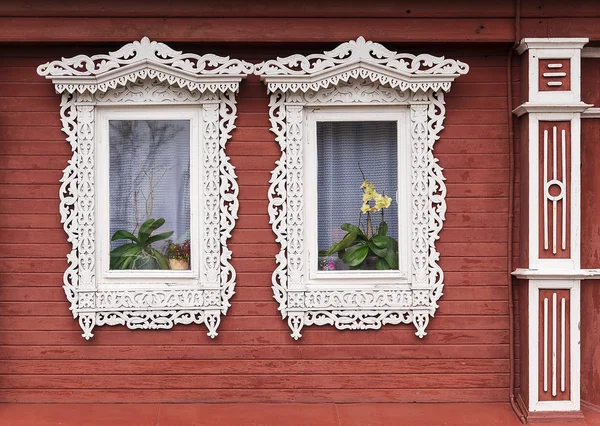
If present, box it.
[514,38,589,415]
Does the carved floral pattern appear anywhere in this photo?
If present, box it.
[256,38,469,339]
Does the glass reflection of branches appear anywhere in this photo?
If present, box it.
[109,120,191,270]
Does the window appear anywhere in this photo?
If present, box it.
[99,110,197,280]
[37,37,253,339]
[315,119,399,272]
[255,37,469,339]
[306,108,411,284]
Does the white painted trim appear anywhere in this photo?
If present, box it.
[305,107,411,287]
[37,39,251,339]
[513,268,600,280]
[582,47,600,58]
[517,38,588,106]
[95,106,201,287]
[517,38,589,54]
[582,108,600,118]
[526,113,581,272]
[513,103,591,117]
[256,37,468,340]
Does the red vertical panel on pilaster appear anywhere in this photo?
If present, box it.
[519,281,530,408]
[538,59,571,92]
[538,121,571,259]
[538,289,570,402]
[519,118,529,268]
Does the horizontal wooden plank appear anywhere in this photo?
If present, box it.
[0,342,510,362]
[0,229,66,244]
[0,284,507,303]
[0,170,63,184]
[0,300,507,317]
[0,373,509,389]
[0,0,515,18]
[0,155,69,169]
[444,214,508,228]
[0,142,69,156]
[0,358,509,375]
[0,314,509,332]
[0,328,508,346]
[0,388,509,403]
[0,17,515,43]
[521,0,600,17]
[0,270,508,287]
[0,215,61,229]
[0,199,58,214]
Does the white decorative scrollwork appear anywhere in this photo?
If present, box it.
[255,36,468,95]
[256,37,468,339]
[38,39,251,339]
[38,36,254,95]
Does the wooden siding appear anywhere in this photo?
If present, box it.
[0,42,517,403]
[0,0,600,43]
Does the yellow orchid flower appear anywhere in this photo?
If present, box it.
[374,194,392,210]
[360,203,371,213]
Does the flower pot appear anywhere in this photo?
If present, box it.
[363,255,379,270]
[169,258,189,270]
[133,252,161,270]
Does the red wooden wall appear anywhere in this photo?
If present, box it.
[4,0,600,405]
[580,57,600,408]
[0,41,516,403]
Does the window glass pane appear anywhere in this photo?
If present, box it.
[317,121,398,271]
[109,120,191,270]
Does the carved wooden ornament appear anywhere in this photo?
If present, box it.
[255,37,469,339]
[37,37,253,339]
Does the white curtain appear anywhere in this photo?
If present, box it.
[109,120,191,251]
[317,121,398,252]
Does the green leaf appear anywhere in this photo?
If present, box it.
[150,248,170,270]
[109,243,137,258]
[376,258,390,270]
[120,251,138,270]
[341,223,364,236]
[377,221,388,236]
[385,248,399,269]
[342,243,369,267]
[371,235,389,249]
[325,232,358,256]
[138,218,166,243]
[387,237,399,254]
[137,218,156,243]
[144,231,175,247]
[324,242,342,256]
[110,245,143,269]
[111,230,139,242]
[338,232,357,250]
[367,240,387,258]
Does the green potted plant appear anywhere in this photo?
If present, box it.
[110,218,173,270]
[164,239,191,270]
[323,178,399,270]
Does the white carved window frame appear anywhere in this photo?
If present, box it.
[37,37,253,339]
[255,37,469,339]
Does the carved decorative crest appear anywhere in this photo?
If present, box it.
[38,39,252,339]
[255,36,468,94]
[38,36,254,94]
[255,37,469,339]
